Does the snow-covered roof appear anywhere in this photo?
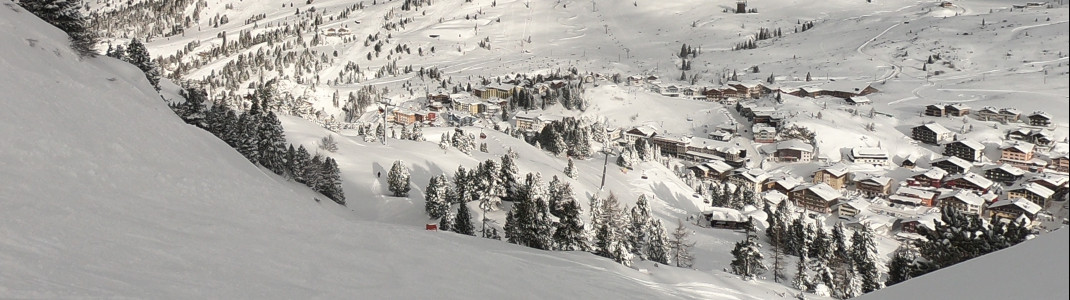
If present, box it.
[809,80,873,93]
[917,123,952,135]
[851,147,888,160]
[1028,111,1052,120]
[858,176,893,186]
[1030,174,1069,187]
[932,156,972,170]
[452,94,483,104]
[734,168,769,183]
[950,140,985,151]
[776,139,813,152]
[895,187,937,200]
[792,183,842,201]
[1009,182,1056,199]
[947,173,994,189]
[816,163,849,177]
[703,207,748,223]
[696,160,734,173]
[837,197,872,211]
[1001,142,1035,154]
[846,96,871,103]
[773,176,803,191]
[982,163,1027,176]
[937,190,985,207]
[989,198,1042,215]
[688,136,731,150]
[916,167,949,180]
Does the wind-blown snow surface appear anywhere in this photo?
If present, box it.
[861,228,1070,300]
[0,4,802,299]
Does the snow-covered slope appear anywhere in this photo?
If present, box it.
[861,228,1070,300]
[0,3,804,299]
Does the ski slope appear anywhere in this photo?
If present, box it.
[0,3,806,298]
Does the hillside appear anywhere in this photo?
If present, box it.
[0,2,801,298]
[861,228,1070,300]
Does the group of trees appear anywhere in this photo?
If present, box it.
[20,0,98,57]
[616,138,662,169]
[171,84,345,205]
[587,193,691,267]
[531,117,598,159]
[886,209,1031,286]
[106,38,162,91]
[423,152,521,236]
[704,182,759,210]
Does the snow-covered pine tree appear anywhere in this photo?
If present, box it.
[453,201,476,236]
[594,193,633,266]
[499,153,520,201]
[257,112,288,174]
[292,145,312,184]
[317,157,345,205]
[788,217,810,257]
[425,175,451,219]
[19,0,97,57]
[564,157,578,179]
[387,160,411,197]
[439,132,450,150]
[400,124,412,140]
[668,218,695,268]
[504,173,554,250]
[552,183,588,251]
[453,166,471,204]
[438,210,454,232]
[124,38,161,90]
[885,244,929,287]
[646,219,670,265]
[792,255,811,291]
[629,195,653,260]
[851,227,881,293]
[730,229,766,280]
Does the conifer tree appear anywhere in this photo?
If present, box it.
[20,0,97,57]
[499,153,520,201]
[124,38,161,90]
[504,173,554,250]
[885,244,929,287]
[552,185,588,251]
[851,228,881,293]
[425,175,451,219]
[629,195,653,259]
[317,157,345,204]
[593,193,633,265]
[792,255,811,291]
[388,160,411,197]
[453,201,476,236]
[564,157,578,179]
[646,220,670,265]
[730,228,766,280]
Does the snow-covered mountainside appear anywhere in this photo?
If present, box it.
[5,0,1069,298]
[861,228,1069,300]
[0,2,807,299]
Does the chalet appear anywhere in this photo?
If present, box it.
[728,81,767,99]
[753,124,777,143]
[624,124,660,143]
[774,139,814,162]
[901,154,919,169]
[975,107,1001,121]
[812,164,849,190]
[701,208,749,229]
[943,172,994,193]
[998,108,1022,123]
[912,123,954,144]
[789,183,842,213]
[936,190,985,217]
[849,147,890,166]
[1007,128,1034,142]
[1006,183,1055,208]
[925,104,945,117]
[1000,143,1042,170]
[899,214,939,234]
[931,156,972,174]
[688,160,735,181]
[943,140,986,162]
[1031,131,1055,148]
[845,96,871,105]
[940,1,954,8]
[987,198,1042,224]
[514,112,560,132]
[769,176,804,195]
[1029,174,1069,198]
[835,198,871,219]
[650,134,691,157]
[889,187,937,207]
[983,164,1026,184]
[729,168,770,195]
[427,90,452,103]
[1051,154,1070,173]
[945,104,970,116]
[681,87,703,98]
[1027,111,1052,127]
[910,167,948,187]
[703,86,739,100]
[855,176,894,197]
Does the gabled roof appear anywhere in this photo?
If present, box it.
[945,103,971,111]
[1008,182,1056,199]
[916,123,952,135]
[932,156,972,170]
[1028,111,1052,120]
[937,190,985,207]
[895,187,937,200]
[946,173,995,189]
[703,207,748,222]
[948,140,985,151]
[978,106,1000,114]
[982,164,1027,176]
[989,198,1042,215]
[836,197,872,211]
[702,160,735,173]
[916,167,949,180]
[1001,143,1035,154]
[816,163,850,177]
[733,168,769,183]
[858,176,893,187]
[791,183,842,201]
[1030,174,1069,187]
[847,96,871,103]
